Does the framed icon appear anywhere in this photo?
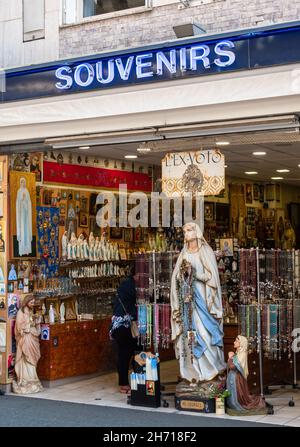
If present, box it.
[124,228,133,242]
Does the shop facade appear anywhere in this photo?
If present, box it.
[1,21,300,416]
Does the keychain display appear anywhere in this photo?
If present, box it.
[37,206,60,278]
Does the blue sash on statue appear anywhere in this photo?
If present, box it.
[192,286,224,359]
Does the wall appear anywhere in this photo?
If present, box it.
[59,0,300,58]
[0,0,60,69]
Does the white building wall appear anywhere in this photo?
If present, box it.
[0,0,60,69]
[59,0,300,59]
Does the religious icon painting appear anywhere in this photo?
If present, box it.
[146,380,155,396]
[89,216,101,237]
[79,212,89,228]
[259,185,264,202]
[110,227,123,239]
[0,283,5,295]
[134,227,144,242]
[7,282,14,293]
[253,184,259,201]
[10,172,37,258]
[8,294,19,319]
[266,183,275,201]
[29,153,42,182]
[75,192,80,201]
[61,190,67,200]
[80,196,88,212]
[245,184,252,204]
[124,228,133,242]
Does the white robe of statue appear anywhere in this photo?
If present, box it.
[171,222,226,383]
[16,178,32,256]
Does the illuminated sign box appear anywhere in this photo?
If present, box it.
[4,22,300,102]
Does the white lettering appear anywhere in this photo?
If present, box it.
[190,45,211,70]
[115,56,134,80]
[55,66,73,90]
[180,47,187,72]
[214,40,236,67]
[74,63,94,87]
[96,60,115,84]
[156,50,176,75]
[136,53,153,78]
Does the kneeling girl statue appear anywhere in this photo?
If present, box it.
[171,222,226,384]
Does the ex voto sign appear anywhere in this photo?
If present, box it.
[161,150,225,197]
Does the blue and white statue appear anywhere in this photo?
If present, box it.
[171,222,226,383]
[16,177,32,256]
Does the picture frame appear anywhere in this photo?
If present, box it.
[124,228,133,242]
[89,216,101,237]
[276,184,281,202]
[220,238,234,256]
[79,212,88,228]
[259,185,264,203]
[0,192,3,218]
[134,227,144,242]
[80,196,88,212]
[119,248,127,260]
[204,202,214,221]
[253,184,259,201]
[266,183,275,201]
[245,184,252,204]
[110,227,123,239]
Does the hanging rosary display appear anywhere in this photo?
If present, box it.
[238,249,300,361]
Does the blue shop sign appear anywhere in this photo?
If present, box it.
[4,22,300,102]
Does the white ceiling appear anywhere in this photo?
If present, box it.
[70,133,300,186]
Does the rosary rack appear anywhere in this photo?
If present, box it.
[238,248,300,404]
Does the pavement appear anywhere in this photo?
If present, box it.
[0,395,279,427]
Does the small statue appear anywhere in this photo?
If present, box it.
[61,231,68,259]
[83,238,89,259]
[70,232,77,260]
[77,234,85,260]
[282,220,296,250]
[89,232,95,262]
[12,294,43,394]
[67,240,72,260]
[94,237,100,261]
[60,302,65,323]
[226,335,272,415]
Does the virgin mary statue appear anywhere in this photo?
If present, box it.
[16,177,32,256]
[171,222,226,383]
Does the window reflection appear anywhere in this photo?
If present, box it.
[83,0,145,17]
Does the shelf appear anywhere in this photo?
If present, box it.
[60,259,134,267]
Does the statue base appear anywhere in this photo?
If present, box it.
[175,374,226,413]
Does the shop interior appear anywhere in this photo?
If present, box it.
[1,122,300,417]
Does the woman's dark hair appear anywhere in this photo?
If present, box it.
[128,263,136,277]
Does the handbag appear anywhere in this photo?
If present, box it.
[118,295,139,338]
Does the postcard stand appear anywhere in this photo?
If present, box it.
[129,351,161,408]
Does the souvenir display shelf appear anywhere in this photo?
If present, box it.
[238,248,300,398]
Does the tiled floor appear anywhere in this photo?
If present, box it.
[10,360,300,426]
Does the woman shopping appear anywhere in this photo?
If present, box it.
[110,265,138,394]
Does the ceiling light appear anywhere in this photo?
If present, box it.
[78,146,90,150]
[224,165,228,168]
[216,141,230,146]
[125,155,138,159]
[276,169,290,173]
[137,142,152,153]
[271,177,283,180]
[253,151,266,155]
[245,171,258,175]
